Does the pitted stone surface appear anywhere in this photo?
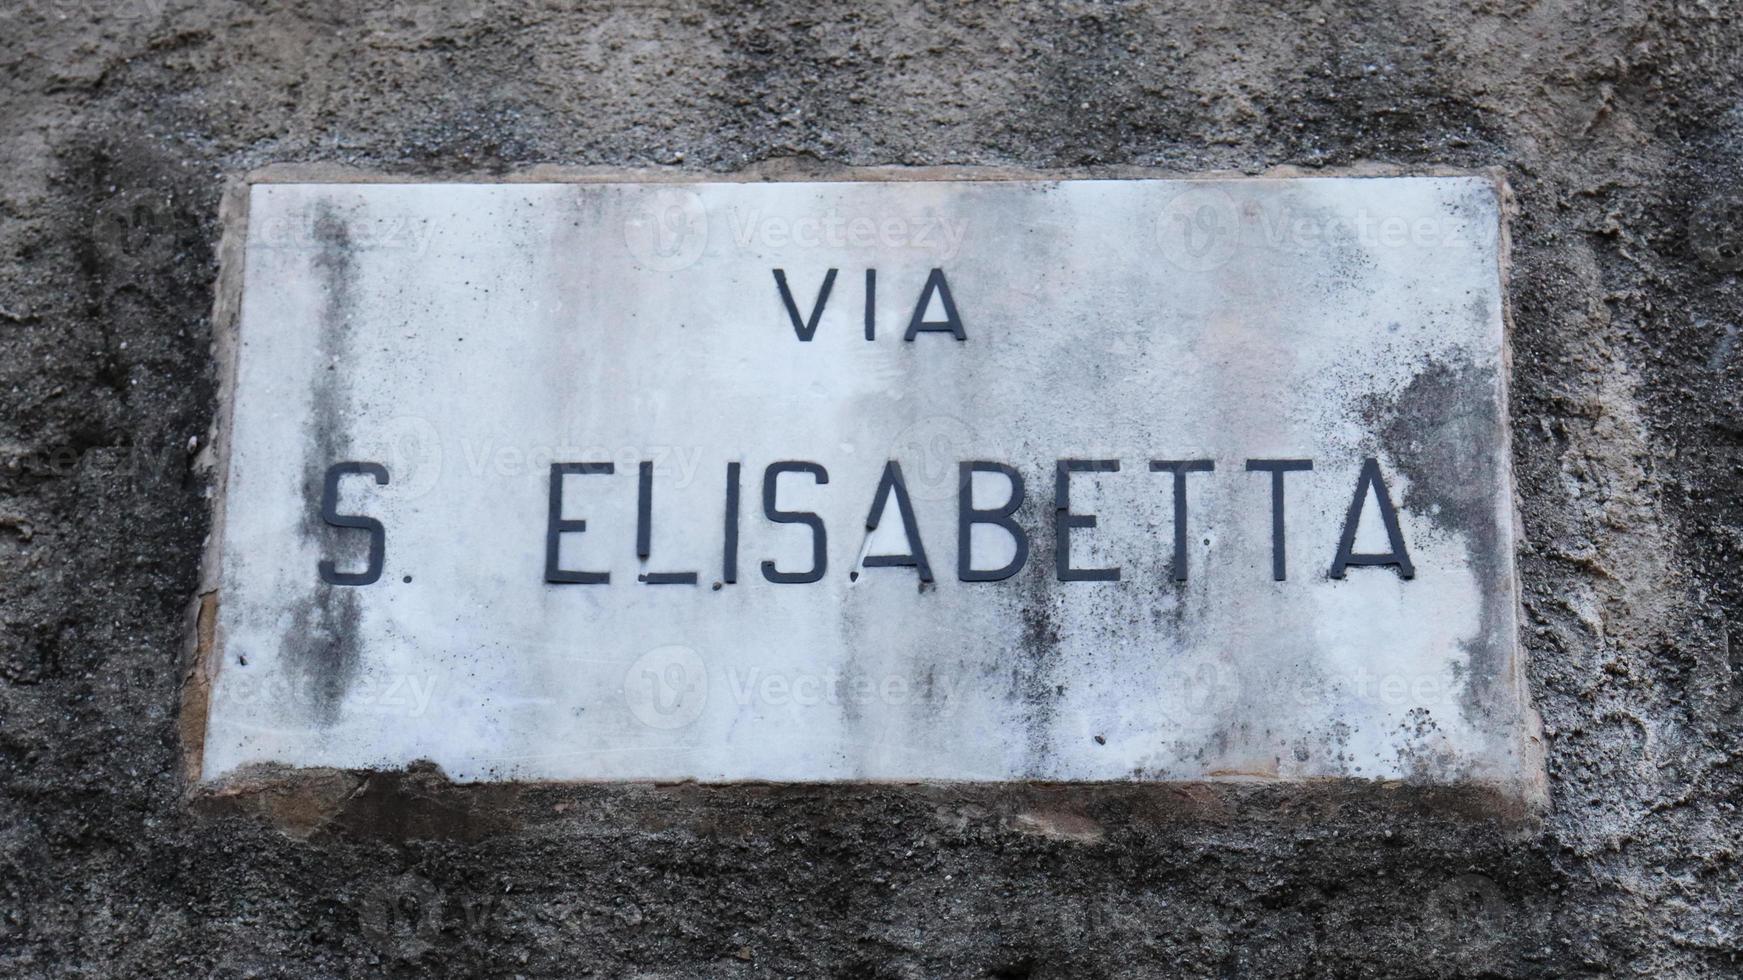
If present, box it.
[6,2,1740,974]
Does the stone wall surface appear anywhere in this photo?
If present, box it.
[0,1,1738,977]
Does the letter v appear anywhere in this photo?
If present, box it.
[773,268,838,341]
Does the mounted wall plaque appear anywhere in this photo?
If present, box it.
[194,173,1540,793]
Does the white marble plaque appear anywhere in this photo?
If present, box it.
[199,175,1539,791]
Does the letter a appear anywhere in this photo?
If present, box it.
[1329,458,1415,580]
[904,268,966,341]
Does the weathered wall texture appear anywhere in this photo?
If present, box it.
[0,1,1738,977]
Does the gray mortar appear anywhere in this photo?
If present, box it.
[1,1,1740,977]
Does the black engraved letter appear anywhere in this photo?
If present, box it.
[318,461,388,586]
[1055,459,1120,582]
[1150,459,1215,582]
[637,460,699,585]
[860,460,933,582]
[958,461,1028,582]
[722,461,741,584]
[1329,457,1416,580]
[864,268,877,341]
[546,462,614,584]
[774,268,838,342]
[904,268,967,341]
[762,461,829,584]
[1246,459,1313,581]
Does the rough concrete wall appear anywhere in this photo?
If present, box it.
[0,1,1737,977]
